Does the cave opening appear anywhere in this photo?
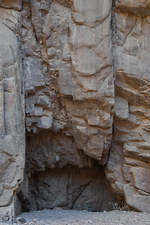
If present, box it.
[17,131,118,214]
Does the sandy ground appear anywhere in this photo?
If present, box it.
[10,209,150,225]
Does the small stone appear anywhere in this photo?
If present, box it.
[16,217,27,224]
[2,215,9,222]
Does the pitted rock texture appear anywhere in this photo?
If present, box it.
[1,0,150,220]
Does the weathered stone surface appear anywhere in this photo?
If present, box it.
[0,0,22,11]
[20,0,115,212]
[1,0,150,216]
[116,0,150,15]
[0,4,25,222]
[106,0,150,212]
[23,0,113,165]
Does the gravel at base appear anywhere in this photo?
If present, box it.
[15,209,150,225]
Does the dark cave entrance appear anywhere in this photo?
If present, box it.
[17,131,117,213]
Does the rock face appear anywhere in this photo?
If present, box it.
[23,0,114,164]
[0,2,25,222]
[106,0,150,212]
[1,0,150,221]
[21,0,115,213]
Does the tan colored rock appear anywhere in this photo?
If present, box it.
[23,0,113,166]
[106,1,150,212]
[16,0,115,212]
[0,0,22,10]
[116,0,150,15]
[2,0,150,215]
[0,6,25,222]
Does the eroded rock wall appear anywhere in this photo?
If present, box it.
[0,0,25,222]
[106,0,150,212]
[1,0,150,219]
[23,0,114,165]
[21,0,115,213]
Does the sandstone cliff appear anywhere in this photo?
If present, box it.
[0,0,150,222]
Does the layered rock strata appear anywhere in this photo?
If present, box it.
[106,0,150,212]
